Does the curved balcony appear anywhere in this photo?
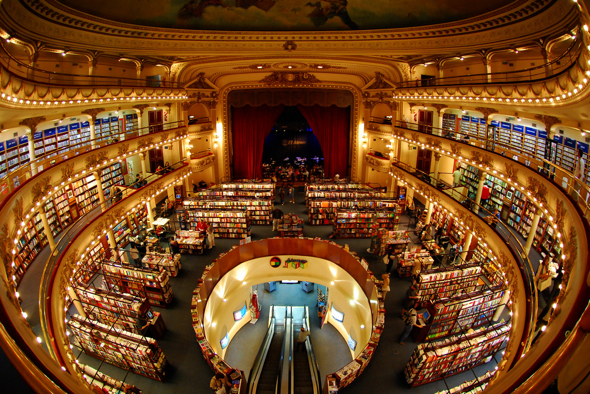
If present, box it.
[378,124,590,393]
[0,43,188,109]
[393,35,590,107]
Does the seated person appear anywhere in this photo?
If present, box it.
[164,161,172,173]
[155,165,164,175]
[198,180,208,189]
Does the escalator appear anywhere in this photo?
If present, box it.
[249,306,320,394]
[256,325,285,393]
[292,307,321,394]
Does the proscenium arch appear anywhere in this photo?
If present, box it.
[219,84,362,181]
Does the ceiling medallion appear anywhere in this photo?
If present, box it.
[273,62,307,70]
[259,72,321,86]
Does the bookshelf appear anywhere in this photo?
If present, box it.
[175,230,205,254]
[458,163,479,201]
[416,264,485,302]
[73,241,107,286]
[442,113,457,134]
[179,209,251,239]
[1,135,30,175]
[482,174,508,213]
[113,218,131,248]
[124,113,139,134]
[332,208,399,238]
[72,162,124,215]
[308,199,398,226]
[183,198,272,225]
[497,122,512,148]
[79,364,142,394]
[511,124,524,152]
[418,286,505,342]
[404,321,510,387]
[523,127,537,156]
[68,315,167,381]
[74,287,154,335]
[101,262,174,308]
[141,252,182,277]
[433,370,496,394]
[100,162,124,199]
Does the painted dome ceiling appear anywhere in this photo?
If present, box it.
[55,0,518,31]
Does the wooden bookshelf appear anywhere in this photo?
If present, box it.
[179,209,250,239]
[442,113,457,134]
[80,364,142,394]
[416,264,485,302]
[332,207,399,238]
[417,286,505,342]
[101,262,174,308]
[308,199,398,226]
[278,213,303,237]
[397,249,434,278]
[74,287,154,335]
[433,370,496,394]
[68,315,167,381]
[404,321,510,387]
[183,198,272,226]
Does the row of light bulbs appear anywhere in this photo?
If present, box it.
[0,93,188,107]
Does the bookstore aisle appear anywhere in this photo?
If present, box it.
[23,187,503,394]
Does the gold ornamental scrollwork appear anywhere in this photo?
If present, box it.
[59,249,79,300]
[504,163,520,184]
[61,162,75,182]
[450,143,462,157]
[12,198,24,224]
[118,143,129,156]
[32,176,52,204]
[410,132,421,144]
[259,72,320,86]
[470,151,494,168]
[526,177,548,207]
[137,137,154,150]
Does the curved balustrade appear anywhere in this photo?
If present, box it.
[395,38,583,89]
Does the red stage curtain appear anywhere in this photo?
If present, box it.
[297,105,350,178]
[232,105,285,179]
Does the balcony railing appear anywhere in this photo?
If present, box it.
[0,42,181,89]
[395,38,583,88]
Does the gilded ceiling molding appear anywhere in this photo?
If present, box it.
[233,64,272,70]
[31,176,52,205]
[535,114,562,135]
[431,104,447,116]
[18,116,46,130]
[475,107,499,122]
[1,0,570,56]
[363,72,396,90]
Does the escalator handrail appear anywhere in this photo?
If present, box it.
[303,307,322,394]
[248,309,276,394]
[278,306,292,394]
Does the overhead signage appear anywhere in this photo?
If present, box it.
[500,122,512,130]
[269,256,308,269]
[525,127,537,136]
[512,125,524,133]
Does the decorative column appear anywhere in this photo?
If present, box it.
[136,64,143,81]
[139,153,147,178]
[424,199,433,224]
[133,104,149,135]
[88,58,98,76]
[432,153,441,187]
[483,57,492,82]
[68,287,86,317]
[93,170,106,211]
[524,209,543,255]
[18,117,46,175]
[145,201,155,228]
[540,48,552,78]
[459,230,474,262]
[82,108,105,148]
[165,103,173,124]
[106,229,118,250]
[38,210,56,251]
[473,171,487,214]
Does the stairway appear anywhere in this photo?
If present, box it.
[293,326,314,394]
[256,326,285,394]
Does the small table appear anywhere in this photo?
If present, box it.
[153,217,170,226]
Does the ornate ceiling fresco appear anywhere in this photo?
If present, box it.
[56,0,517,31]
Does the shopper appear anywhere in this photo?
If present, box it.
[386,251,400,274]
[402,282,419,312]
[490,208,501,229]
[399,303,424,345]
[296,326,310,351]
[453,168,462,187]
[279,185,285,205]
[170,238,180,254]
[206,224,215,249]
[209,372,227,394]
[435,226,444,244]
[573,147,585,202]
[381,274,391,300]
[272,208,283,231]
[536,256,559,303]
[130,243,141,268]
[287,185,295,204]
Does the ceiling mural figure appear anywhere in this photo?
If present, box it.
[56,0,516,31]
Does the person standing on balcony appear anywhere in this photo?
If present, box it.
[573,147,585,202]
